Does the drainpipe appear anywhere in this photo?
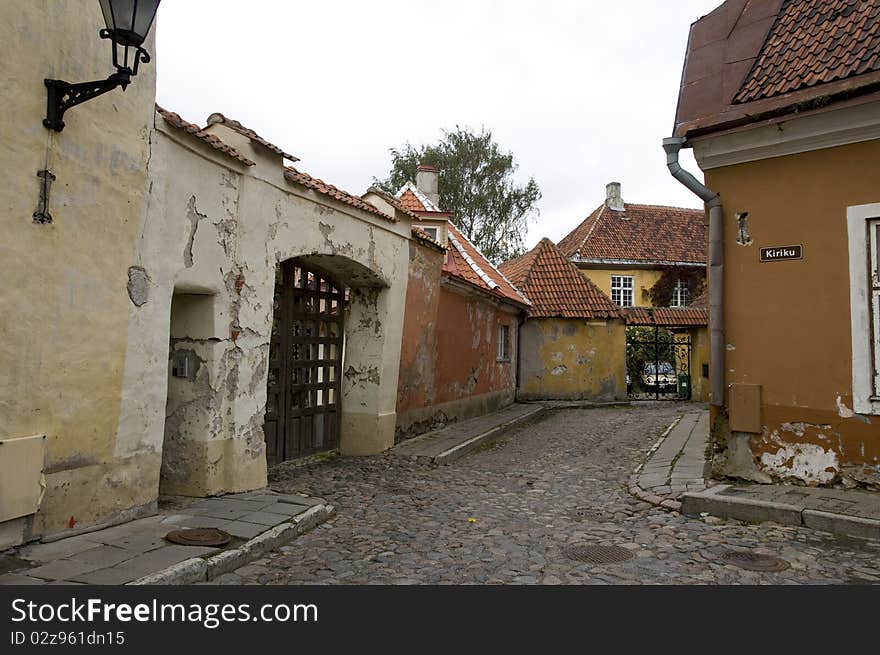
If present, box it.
[662,136,724,407]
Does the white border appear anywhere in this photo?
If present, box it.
[847,201,880,415]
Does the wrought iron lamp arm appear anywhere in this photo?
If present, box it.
[43,36,151,132]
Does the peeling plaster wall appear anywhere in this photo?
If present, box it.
[704,139,880,487]
[395,268,520,439]
[115,117,411,498]
[396,241,443,418]
[0,1,157,544]
[518,318,626,401]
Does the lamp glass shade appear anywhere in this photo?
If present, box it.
[99,0,161,47]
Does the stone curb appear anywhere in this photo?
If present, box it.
[680,487,880,540]
[627,416,687,512]
[129,503,336,585]
[432,405,546,464]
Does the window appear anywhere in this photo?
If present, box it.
[611,275,634,307]
[847,203,880,414]
[497,324,510,361]
[421,226,439,240]
[671,279,690,307]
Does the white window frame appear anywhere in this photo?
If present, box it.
[671,279,690,307]
[611,275,634,307]
[421,226,439,240]
[497,324,511,362]
[847,202,880,414]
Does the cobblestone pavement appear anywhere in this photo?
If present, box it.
[219,404,880,585]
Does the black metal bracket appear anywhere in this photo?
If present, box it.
[43,70,131,132]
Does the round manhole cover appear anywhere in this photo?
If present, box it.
[562,544,634,564]
[165,528,231,547]
[722,551,790,572]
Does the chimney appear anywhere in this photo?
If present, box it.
[605,181,625,212]
[416,164,440,208]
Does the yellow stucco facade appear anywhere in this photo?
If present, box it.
[698,136,880,486]
[577,268,664,308]
[0,1,159,546]
[518,318,627,401]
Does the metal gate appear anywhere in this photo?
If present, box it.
[625,326,692,401]
[264,261,344,464]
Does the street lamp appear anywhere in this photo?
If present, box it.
[43,0,161,131]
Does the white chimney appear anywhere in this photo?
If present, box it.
[416,164,440,208]
[605,181,625,212]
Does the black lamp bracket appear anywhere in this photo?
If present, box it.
[43,30,151,132]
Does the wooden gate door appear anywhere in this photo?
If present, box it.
[265,261,344,465]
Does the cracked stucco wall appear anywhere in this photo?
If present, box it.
[704,139,880,488]
[395,269,521,439]
[517,318,626,401]
[0,1,158,545]
[111,114,411,498]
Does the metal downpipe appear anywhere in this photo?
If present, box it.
[662,137,724,407]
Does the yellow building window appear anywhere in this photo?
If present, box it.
[611,275,634,307]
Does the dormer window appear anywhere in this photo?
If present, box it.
[421,227,439,241]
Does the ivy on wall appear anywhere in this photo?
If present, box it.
[647,266,706,307]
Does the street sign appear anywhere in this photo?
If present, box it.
[760,244,802,262]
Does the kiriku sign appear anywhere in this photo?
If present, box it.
[760,245,803,262]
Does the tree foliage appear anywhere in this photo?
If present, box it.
[375,126,541,263]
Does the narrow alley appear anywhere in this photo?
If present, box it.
[217,405,880,585]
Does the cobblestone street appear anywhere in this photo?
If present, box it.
[218,405,880,585]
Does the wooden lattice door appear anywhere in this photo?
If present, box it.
[264,261,344,464]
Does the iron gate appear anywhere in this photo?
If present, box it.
[625,326,692,401]
[264,261,344,464]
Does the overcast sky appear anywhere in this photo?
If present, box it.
[155,0,721,250]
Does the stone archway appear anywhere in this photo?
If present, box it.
[263,252,405,463]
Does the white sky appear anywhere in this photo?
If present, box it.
[155,0,722,250]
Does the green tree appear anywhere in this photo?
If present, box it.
[375,126,541,263]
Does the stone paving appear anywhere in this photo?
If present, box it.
[215,404,880,585]
[0,491,324,585]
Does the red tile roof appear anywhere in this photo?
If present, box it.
[399,189,427,212]
[736,0,880,103]
[156,105,256,167]
[623,306,709,327]
[499,239,621,319]
[363,186,421,220]
[557,203,706,265]
[444,223,530,308]
[674,0,880,138]
[411,226,447,252]
[284,167,396,222]
[206,113,299,162]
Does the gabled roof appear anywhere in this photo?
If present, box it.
[394,181,446,214]
[499,239,621,320]
[206,112,300,162]
[444,223,530,308]
[557,203,706,265]
[156,105,256,167]
[674,0,880,138]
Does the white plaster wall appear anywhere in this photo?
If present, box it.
[114,113,411,495]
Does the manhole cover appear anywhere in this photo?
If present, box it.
[165,528,231,547]
[722,551,790,572]
[562,544,634,564]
